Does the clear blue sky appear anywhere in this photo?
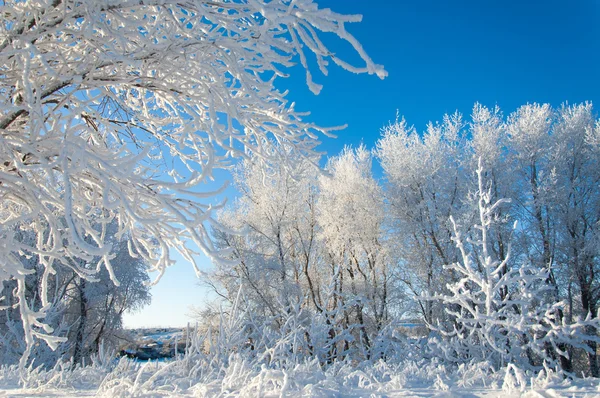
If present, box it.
[124,0,600,328]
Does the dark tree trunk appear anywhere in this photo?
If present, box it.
[580,278,599,377]
[72,278,88,368]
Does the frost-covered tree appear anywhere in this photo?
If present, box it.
[0,227,68,366]
[208,152,342,361]
[504,102,600,375]
[506,103,555,281]
[550,103,600,376]
[205,101,600,375]
[0,0,385,362]
[208,146,401,362]
[0,225,150,367]
[64,235,151,367]
[469,104,516,289]
[318,146,391,352]
[210,151,320,320]
[376,103,600,375]
[375,114,467,324]
[429,158,600,372]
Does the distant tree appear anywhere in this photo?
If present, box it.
[65,234,151,367]
[208,152,337,360]
[0,0,385,363]
[0,224,150,367]
[375,114,467,324]
[550,104,600,376]
[317,146,391,352]
[208,145,404,363]
[210,151,320,321]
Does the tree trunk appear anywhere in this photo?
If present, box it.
[72,278,87,368]
[580,278,599,377]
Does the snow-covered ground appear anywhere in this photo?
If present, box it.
[1,356,598,397]
[1,327,598,397]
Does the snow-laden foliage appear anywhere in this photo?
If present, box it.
[318,145,383,259]
[427,158,600,372]
[0,0,385,365]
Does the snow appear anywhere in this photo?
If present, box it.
[0,357,598,397]
[0,325,598,398]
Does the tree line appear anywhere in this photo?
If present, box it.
[207,102,600,376]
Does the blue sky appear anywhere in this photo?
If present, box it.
[124,0,600,328]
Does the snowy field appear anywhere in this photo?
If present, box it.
[1,356,598,397]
